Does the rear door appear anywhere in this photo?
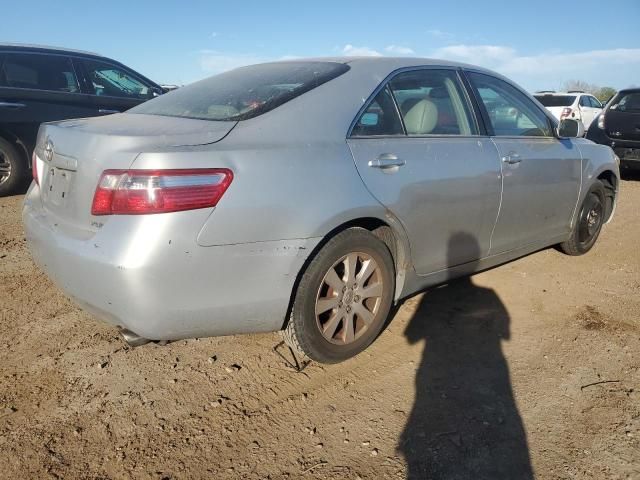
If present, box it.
[466,71,581,253]
[0,51,95,153]
[75,57,159,115]
[606,91,640,141]
[348,68,502,275]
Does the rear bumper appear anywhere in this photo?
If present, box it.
[23,185,320,340]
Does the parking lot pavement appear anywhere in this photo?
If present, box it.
[1,179,639,479]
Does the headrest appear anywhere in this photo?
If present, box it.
[403,99,438,135]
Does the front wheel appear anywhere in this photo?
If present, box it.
[559,180,606,255]
[282,228,395,363]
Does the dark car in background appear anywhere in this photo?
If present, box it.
[587,88,640,170]
[0,44,164,195]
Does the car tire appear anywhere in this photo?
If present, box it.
[0,138,26,197]
[282,227,395,364]
[559,180,606,256]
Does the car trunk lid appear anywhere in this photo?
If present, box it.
[35,113,236,234]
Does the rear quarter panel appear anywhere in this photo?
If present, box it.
[131,139,392,246]
[130,63,410,247]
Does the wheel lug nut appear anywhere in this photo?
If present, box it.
[342,286,347,292]
[354,295,360,302]
[346,306,351,313]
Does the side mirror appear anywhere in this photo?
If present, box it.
[557,118,584,138]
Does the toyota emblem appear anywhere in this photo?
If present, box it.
[44,139,54,162]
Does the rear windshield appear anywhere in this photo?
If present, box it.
[613,92,640,112]
[534,95,576,107]
[130,61,350,121]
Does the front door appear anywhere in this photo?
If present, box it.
[348,69,502,275]
[75,58,158,115]
[466,71,581,254]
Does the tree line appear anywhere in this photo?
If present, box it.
[561,80,617,103]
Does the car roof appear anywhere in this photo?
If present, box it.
[534,92,588,96]
[254,56,511,85]
[0,43,102,57]
[617,88,640,95]
[268,55,492,71]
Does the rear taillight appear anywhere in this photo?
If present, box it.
[560,107,572,119]
[32,151,39,185]
[91,168,233,216]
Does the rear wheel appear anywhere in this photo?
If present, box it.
[559,180,606,255]
[0,138,26,197]
[282,228,395,363]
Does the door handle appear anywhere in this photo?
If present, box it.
[0,102,26,109]
[368,153,405,169]
[98,108,120,114]
[501,152,522,164]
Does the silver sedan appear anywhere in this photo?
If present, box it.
[23,57,619,363]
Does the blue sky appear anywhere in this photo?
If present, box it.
[3,0,639,91]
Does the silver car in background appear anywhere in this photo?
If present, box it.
[23,57,619,363]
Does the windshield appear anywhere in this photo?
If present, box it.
[130,61,350,121]
[534,95,576,107]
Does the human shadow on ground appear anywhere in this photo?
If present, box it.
[398,232,534,480]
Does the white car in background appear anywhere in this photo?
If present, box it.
[534,91,603,131]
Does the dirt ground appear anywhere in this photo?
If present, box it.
[0,176,638,480]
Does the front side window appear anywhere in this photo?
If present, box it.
[351,86,404,136]
[388,69,476,135]
[81,59,154,100]
[0,53,79,93]
[589,97,602,108]
[468,72,552,137]
[131,62,350,121]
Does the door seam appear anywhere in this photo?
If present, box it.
[487,137,504,257]
[570,144,584,229]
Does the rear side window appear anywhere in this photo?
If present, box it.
[0,53,79,93]
[388,69,476,135]
[613,92,640,112]
[534,95,576,107]
[81,59,155,100]
[579,96,591,107]
[131,62,350,121]
[469,72,552,137]
[351,69,477,137]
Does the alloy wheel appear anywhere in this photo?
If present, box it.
[315,252,384,345]
[0,148,11,186]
